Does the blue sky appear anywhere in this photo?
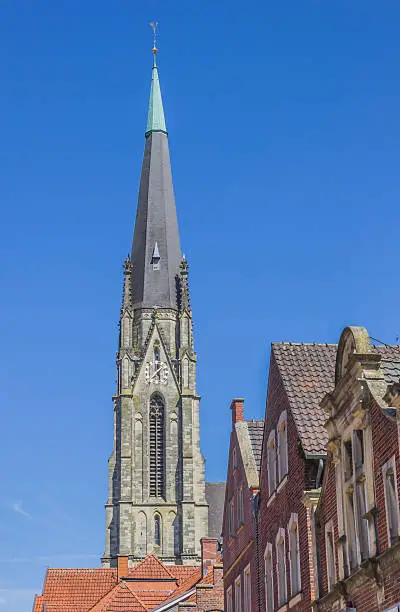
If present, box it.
[0,1,399,609]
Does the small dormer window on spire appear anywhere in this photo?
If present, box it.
[151,242,160,270]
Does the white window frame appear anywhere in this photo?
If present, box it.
[235,574,242,612]
[275,527,287,607]
[287,513,301,597]
[382,455,400,547]
[243,563,251,612]
[264,543,274,612]
[277,411,288,482]
[226,585,233,612]
[267,430,276,496]
[341,427,373,572]
[325,519,336,591]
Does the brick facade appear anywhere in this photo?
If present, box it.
[223,400,263,612]
[257,346,334,612]
[313,326,400,612]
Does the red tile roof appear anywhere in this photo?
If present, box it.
[162,568,202,604]
[272,342,400,456]
[41,568,117,611]
[91,582,148,612]
[34,555,201,612]
[128,554,176,581]
[32,595,44,612]
[272,343,337,455]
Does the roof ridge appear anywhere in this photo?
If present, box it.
[272,341,337,347]
[130,553,176,580]
[125,583,150,610]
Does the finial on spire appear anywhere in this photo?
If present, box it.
[149,21,159,66]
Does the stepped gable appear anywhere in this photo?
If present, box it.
[246,420,264,471]
[271,343,337,455]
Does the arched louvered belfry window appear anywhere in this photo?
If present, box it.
[149,394,165,497]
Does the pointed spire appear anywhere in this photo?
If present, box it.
[130,29,181,310]
[146,24,167,137]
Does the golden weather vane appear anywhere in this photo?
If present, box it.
[149,21,159,56]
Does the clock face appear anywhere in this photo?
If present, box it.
[145,361,168,385]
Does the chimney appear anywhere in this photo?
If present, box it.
[230,398,244,428]
[117,556,129,581]
[201,537,218,577]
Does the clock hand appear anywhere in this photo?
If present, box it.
[150,366,162,380]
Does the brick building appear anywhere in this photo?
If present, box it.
[257,343,336,612]
[222,399,264,612]
[33,538,223,612]
[312,326,400,612]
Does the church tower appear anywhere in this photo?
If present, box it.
[102,43,209,567]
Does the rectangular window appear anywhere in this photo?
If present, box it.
[268,432,276,495]
[264,544,274,612]
[356,480,369,561]
[243,564,251,612]
[233,447,238,469]
[383,457,400,546]
[229,499,235,539]
[276,529,287,607]
[325,521,336,591]
[343,439,353,481]
[345,491,357,571]
[354,430,364,470]
[235,575,242,612]
[277,413,288,482]
[237,487,244,527]
[226,586,233,612]
[288,516,301,596]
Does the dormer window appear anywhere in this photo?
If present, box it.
[151,242,160,270]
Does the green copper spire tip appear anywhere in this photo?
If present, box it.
[146,62,167,137]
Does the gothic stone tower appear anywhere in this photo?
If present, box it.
[102,53,209,567]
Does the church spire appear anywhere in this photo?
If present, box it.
[146,22,166,136]
[130,34,182,310]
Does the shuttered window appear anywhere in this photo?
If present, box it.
[149,395,165,497]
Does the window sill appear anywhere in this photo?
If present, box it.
[277,604,288,612]
[267,492,276,507]
[289,592,302,607]
[277,474,288,493]
[236,524,244,535]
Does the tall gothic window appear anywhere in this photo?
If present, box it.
[150,394,165,497]
[154,514,161,547]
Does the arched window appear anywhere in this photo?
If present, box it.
[154,346,160,364]
[154,514,161,547]
[149,394,165,497]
